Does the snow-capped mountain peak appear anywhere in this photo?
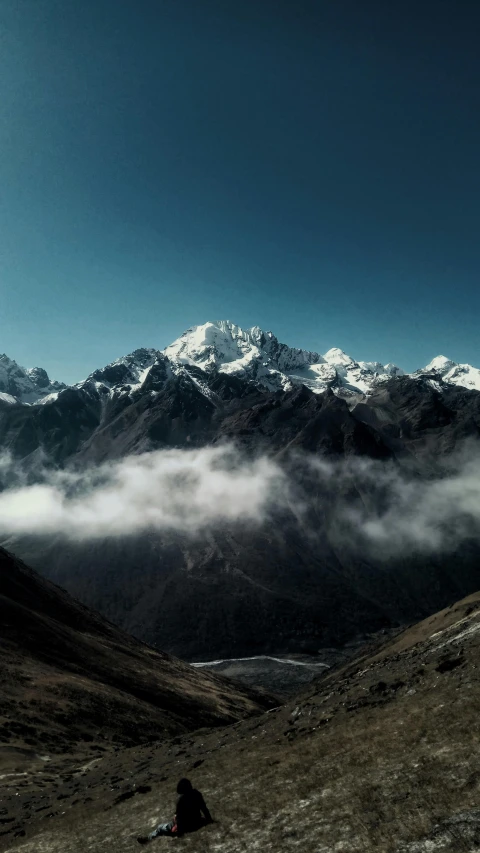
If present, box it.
[164,320,325,392]
[319,346,404,394]
[1,322,479,408]
[83,348,158,387]
[323,347,353,366]
[416,355,480,391]
[163,321,406,396]
[164,321,259,369]
[66,347,163,404]
[0,354,65,405]
[423,355,456,372]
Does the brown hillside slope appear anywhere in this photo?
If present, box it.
[0,546,274,759]
[2,588,480,852]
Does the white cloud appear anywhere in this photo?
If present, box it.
[301,443,480,557]
[0,445,286,540]
[1,442,480,556]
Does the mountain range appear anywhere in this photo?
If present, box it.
[1,319,480,851]
[1,320,480,411]
[1,319,480,661]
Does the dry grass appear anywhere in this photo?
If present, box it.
[4,597,480,853]
[6,676,480,853]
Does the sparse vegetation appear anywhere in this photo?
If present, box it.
[2,592,480,852]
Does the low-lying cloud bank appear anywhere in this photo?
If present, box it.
[0,446,286,539]
[1,442,480,557]
[304,446,480,557]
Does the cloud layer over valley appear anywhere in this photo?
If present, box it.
[1,443,480,558]
[304,446,480,558]
[0,446,286,539]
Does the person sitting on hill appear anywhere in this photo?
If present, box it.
[137,778,212,843]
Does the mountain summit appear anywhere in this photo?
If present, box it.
[415,353,480,391]
[1,320,479,408]
[0,354,65,405]
[163,320,480,394]
[163,320,403,395]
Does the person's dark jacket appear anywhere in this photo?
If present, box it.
[175,787,212,834]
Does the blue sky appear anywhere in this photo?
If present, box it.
[1,0,479,384]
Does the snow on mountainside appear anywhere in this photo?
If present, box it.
[1,322,479,407]
[165,320,318,392]
[414,355,480,392]
[75,348,159,398]
[164,321,480,395]
[0,354,66,405]
[164,320,404,395]
[322,347,404,394]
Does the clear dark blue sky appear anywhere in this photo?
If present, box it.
[1,0,479,382]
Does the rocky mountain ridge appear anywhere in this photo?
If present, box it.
[0,354,65,406]
[0,320,479,664]
[2,372,479,659]
[2,320,480,409]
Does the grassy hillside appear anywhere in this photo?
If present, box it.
[2,590,480,852]
[0,546,274,760]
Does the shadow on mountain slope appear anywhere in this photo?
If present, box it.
[0,547,274,763]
